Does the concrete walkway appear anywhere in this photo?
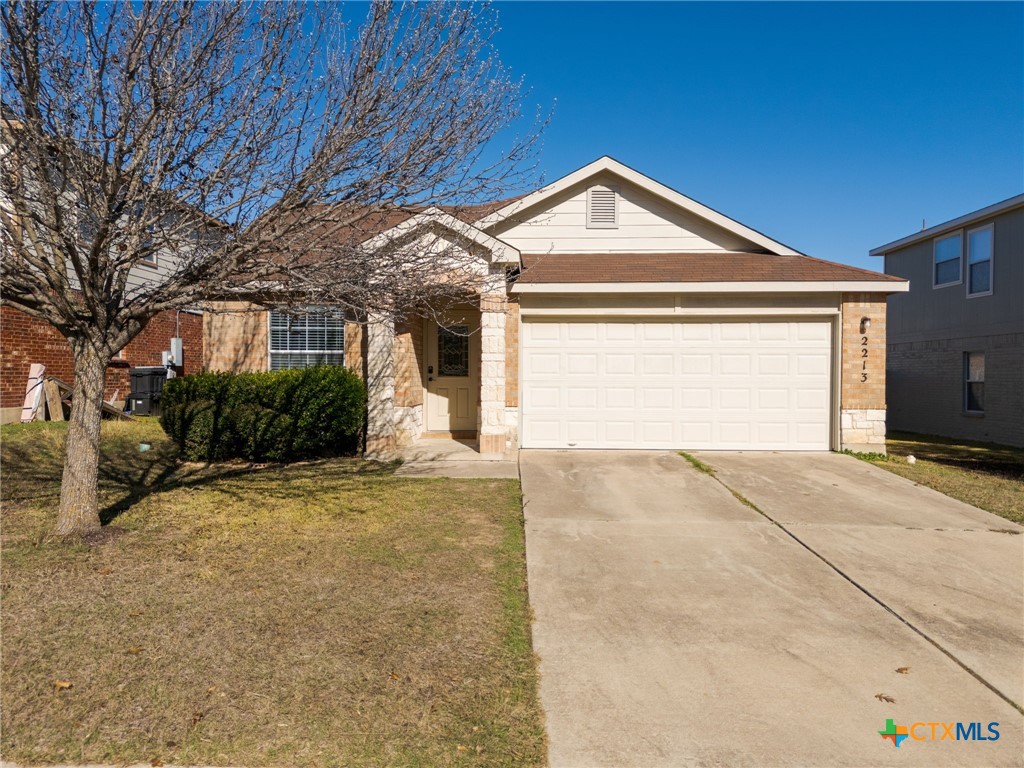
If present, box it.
[393,438,518,478]
[521,450,1023,767]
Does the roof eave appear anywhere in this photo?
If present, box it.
[363,207,520,264]
[512,280,910,294]
[869,194,1024,256]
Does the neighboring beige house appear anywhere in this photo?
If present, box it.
[871,195,1024,448]
[205,157,908,456]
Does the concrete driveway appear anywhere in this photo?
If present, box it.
[521,451,1023,767]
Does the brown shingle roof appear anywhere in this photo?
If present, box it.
[517,253,905,284]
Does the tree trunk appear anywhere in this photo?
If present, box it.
[55,342,111,537]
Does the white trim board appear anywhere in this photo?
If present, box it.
[476,156,804,257]
[363,207,520,264]
[869,194,1024,256]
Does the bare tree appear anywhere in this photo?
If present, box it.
[0,0,542,536]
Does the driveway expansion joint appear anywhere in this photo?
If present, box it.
[698,464,1024,718]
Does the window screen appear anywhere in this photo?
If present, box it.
[934,233,962,286]
[964,351,984,413]
[269,310,345,370]
[967,226,993,295]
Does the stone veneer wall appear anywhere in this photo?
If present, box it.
[393,318,424,445]
[478,294,508,455]
[840,293,888,452]
[505,296,519,408]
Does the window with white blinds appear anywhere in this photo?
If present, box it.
[268,310,345,370]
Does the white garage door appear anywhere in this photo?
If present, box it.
[521,319,832,450]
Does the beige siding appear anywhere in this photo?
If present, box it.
[203,301,268,372]
[490,173,761,254]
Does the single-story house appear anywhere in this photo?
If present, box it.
[205,157,908,455]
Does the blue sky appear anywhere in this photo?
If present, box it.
[491,1,1023,270]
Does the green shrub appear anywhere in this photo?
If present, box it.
[160,367,365,462]
[230,404,293,462]
[161,400,235,461]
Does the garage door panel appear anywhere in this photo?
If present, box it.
[719,388,751,410]
[796,353,829,376]
[720,324,752,341]
[524,322,561,344]
[525,351,561,376]
[719,354,751,375]
[681,388,712,409]
[521,319,832,450]
[681,354,712,374]
[604,421,636,444]
[567,323,598,341]
[681,421,713,443]
[681,323,712,341]
[641,388,674,409]
[605,354,636,375]
[604,324,637,342]
[566,421,598,443]
[641,324,674,342]
[604,387,636,409]
[758,389,789,410]
[758,354,790,375]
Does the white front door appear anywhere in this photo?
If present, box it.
[424,314,480,432]
[521,319,832,450]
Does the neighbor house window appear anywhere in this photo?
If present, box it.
[933,231,962,287]
[966,224,993,297]
[963,351,984,414]
[268,310,344,370]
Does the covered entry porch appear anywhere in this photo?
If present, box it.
[361,291,516,458]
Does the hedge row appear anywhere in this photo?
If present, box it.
[160,367,366,462]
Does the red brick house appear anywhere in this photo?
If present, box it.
[0,305,203,423]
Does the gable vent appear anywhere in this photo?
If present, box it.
[586,185,618,229]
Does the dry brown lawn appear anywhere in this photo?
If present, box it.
[856,431,1024,526]
[1,419,545,767]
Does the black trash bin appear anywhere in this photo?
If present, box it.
[128,367,168,417]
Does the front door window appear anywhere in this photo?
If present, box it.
[438,325,470,377]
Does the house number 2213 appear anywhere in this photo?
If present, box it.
[860,336,869,382]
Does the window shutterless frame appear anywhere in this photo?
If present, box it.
[932,230,962,288]
[267,309,345,370]
[963,351,985,415]
[965,223,993,298]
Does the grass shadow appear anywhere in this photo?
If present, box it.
[1,421,397,526]
[887,430,1024,481]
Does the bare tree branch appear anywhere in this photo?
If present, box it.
[0,0,545,535]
